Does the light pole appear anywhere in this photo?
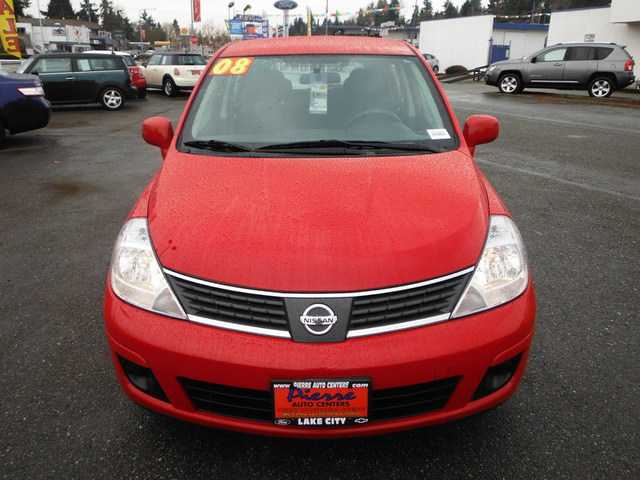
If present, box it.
[228,2,235,23]
[139,8,156,53]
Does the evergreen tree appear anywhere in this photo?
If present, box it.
[418,0,433,22]
[14,0,32,18]
[442,1,459,18]
[78,0,99,23]
[41,0,75,19]
[460,0,484,16]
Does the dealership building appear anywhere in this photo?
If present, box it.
[419,0,640,71]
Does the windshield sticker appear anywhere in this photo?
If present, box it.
[309,72,328,115]
[427,129,451,140]
[210,57,254,76]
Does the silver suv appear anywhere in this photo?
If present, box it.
[485,42,635,98]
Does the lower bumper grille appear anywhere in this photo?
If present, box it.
[179,376,461,424]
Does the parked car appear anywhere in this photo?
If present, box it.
[0,69,50,146]
[84,50,147,98]
[142,51,206,97]
[485,42,635,97]
[16,52,138,110]
[423,53,439,74]
[105,37,536,438]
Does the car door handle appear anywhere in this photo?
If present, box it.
[65,76,76,80]
[553,63,564,66]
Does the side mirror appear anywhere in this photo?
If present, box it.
[531,56,537,64]
[141,62,147,67]
[463,115,499,156]
[142,116,173,159]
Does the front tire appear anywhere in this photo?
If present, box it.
[163,77,178,97]
[137,87,147,99]
[588,76,614,98]
[498,73,523,94]
[101,87,124,110]
[0,118,6,146]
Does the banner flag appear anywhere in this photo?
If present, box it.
[0,0,21,59]
[193,0,201,23]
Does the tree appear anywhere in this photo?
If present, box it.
[78,0,99,23]
[14,0,31,18]
[41,0,75,19]
[288,17,307,36]
[442,0,459,18]
[460,0,484,16]
[418,1,434,22]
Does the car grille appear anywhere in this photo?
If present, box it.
[349,274,470,332]
[179,376,461,424]
[167,274,289,330]
[165,268,471,338]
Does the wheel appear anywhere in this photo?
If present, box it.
[588,76,613,98]
[347,109,403,128]
[498,73,523,94]
[137,87,147,99]
[163,77,178,97]
[100,87,124,110]
[0,118,5,146]
[432,65,439,75]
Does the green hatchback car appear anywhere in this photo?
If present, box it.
[17,52,138,110]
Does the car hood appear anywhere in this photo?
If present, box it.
[146,151,489,292]
[491,58,528,67]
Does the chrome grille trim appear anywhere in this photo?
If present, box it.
[164,267,473,299]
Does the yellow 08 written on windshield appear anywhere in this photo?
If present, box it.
[209,57,254,76]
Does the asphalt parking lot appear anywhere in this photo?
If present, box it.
[1,83,639,479]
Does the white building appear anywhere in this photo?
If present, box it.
[419,0,640,72]
[547,3,639,60]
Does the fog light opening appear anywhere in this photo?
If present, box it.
[118,356,169,402]
[472,353,523,401]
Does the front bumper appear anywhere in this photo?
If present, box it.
[104,282,535,438]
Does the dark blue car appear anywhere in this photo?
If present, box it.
[0,68,51,146]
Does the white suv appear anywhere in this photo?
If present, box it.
[143,52,207,97]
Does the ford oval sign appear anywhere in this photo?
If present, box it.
[274,1,298,10]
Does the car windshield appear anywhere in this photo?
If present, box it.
[179,54,458,156]
[16,57,37,74]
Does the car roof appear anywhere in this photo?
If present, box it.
[220,37,416,57]
[34,52,127,59]
[84,50,132,56]
[151,51,203,55]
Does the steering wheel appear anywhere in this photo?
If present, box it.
[347,109,403,128]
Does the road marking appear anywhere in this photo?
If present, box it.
[477,158,640,201]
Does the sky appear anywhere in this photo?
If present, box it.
[25,1,481,30]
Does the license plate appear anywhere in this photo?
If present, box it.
[271,379,370,426]
[191,70,201,75]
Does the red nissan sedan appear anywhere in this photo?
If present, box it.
[104,37,535,438]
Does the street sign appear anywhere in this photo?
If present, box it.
[190,35,198,45]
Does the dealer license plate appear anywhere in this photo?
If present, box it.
[191,70,201,75]
[271,379,370,426]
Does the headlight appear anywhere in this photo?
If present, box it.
[487,65,497,73]
[452,215,529,318]
[110,218,186,319]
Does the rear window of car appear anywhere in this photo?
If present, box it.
[176,55,206,66]
[594,47,614,60]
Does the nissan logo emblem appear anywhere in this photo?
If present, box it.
[299,303,338,335]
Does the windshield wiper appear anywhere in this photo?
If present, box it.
[256,140,444,153]
[183,140,254,153]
